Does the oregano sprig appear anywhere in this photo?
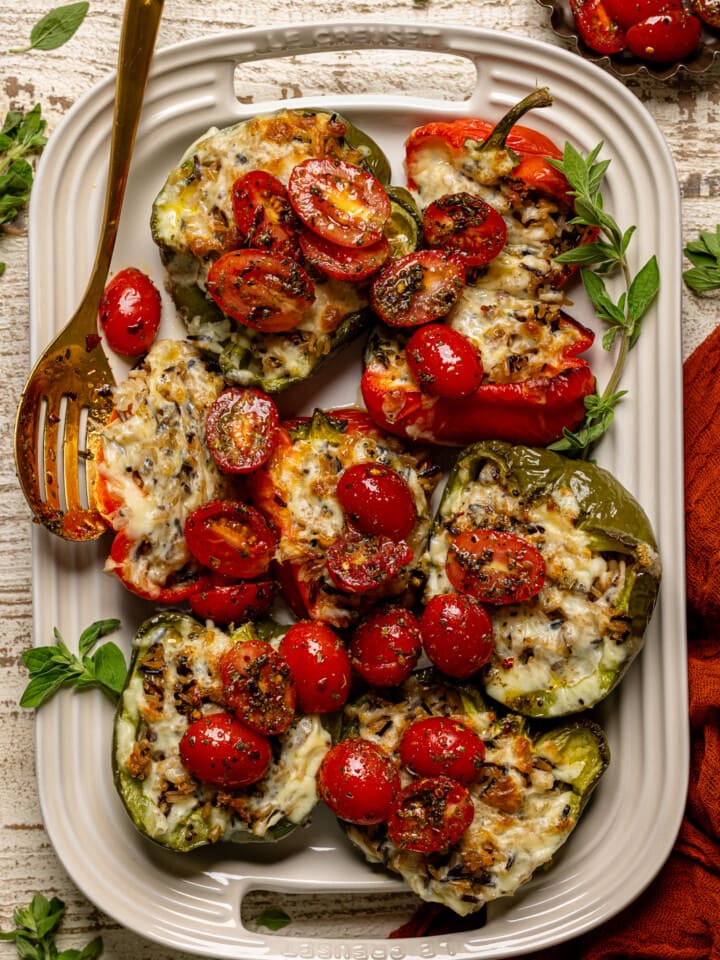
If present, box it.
[0,893,103,960]
[546,141,660,458]
[20,619,126,709]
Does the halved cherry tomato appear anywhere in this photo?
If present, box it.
[317,738,401,824]
[279,621,352,714]
[221,639,296,735]
[108,531,211,602]
[184,500,278,579]
[387,776,474,853]
[406,324,483,399]
[692,0,720,28]
[288,157,391,249]
[446,529,546,605]
[399,717,485,785]
[231,170,300,259]
[422,193,507,267]
[569,0,627,54]
[206,250,315,333]
[98,267,161,357]
[625,11,702,61]
[179,712,272,788]
[370,250,465,328]
[420,593,493,679]
[350,605,421,687]
[325,531,413,594]
[188,579,277,626]
[603,0,682,29]
[299,228,390,282]
[206,387,279,475]
[336,462,417,541]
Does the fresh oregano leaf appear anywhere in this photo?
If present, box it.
[255,908,292,931]
[11,2,89,53]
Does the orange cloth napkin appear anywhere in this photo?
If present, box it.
[391,326,720,956]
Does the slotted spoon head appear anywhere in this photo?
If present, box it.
[14,0,164,542]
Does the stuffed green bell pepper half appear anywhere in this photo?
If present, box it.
[423,441,661,717]
[113,611,331,852]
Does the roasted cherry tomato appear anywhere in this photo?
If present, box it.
[350,605,421,687]
[569,0,627,54]
[422,193,507,267]
[420,593,494,679]
[405,324,483,399]
[446,529,546,605]
[279,621,352,714]
[336,462,417,541]
[317,738,401,824]
[288,157,391,248]
[325,531,413,594]
[299,228,390,282]
[206,249,315,333]
[188,579,277,626]
[108,531,211,602]
[387,776,475,853]
[692,0,720,28]
[625,11,702,61]
[98,267,161,357]
[221,639,296,735]
[179,712,272,788]
[603,0,682,29]
[184,500,278,579]
[231,170,300,259]
[399,717,486,785]
[206,387,279,475]
[370,250,465,328]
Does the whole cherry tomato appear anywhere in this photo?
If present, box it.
[288,157,391,248]
[603,0,682,29]
[207,249,315,333]
[569,0,627,54]
[336,462,417,541]
[446,529,546,605]
[399,717,486,785]
[179,712,272,788]
[422,192,507,267]
[625,11,702,61]
[279,621,352,714]
[220,639,296,735]
[299,229,390,283]
[98,267,161,357]
[184,500,278,579]
[317,739,401,824]
[325,531,413,594]
[405,324,483,399]
[387,776,475,853]
[370,250,465,328]
[420,593,494,678]
[350,605,421,687]
[188,579,277,626]
[205,387,279,475]
[692,0,720,28]
[231,170,300,259]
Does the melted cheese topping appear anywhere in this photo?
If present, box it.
[97,340,229,597]
[345,676,580,916]
[423,460,659,715]
[115,617,330,847]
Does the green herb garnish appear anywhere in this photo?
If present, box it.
[546,141,660,458]
[10,2,89,54]
[0,893,103,959]
[255,908,292,931]
[20,619,126,708]
[683,225,720,293]
[0,104,47,272]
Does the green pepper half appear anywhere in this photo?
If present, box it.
[113,611,330,852]
[423,441,662,717]
[341,669,609,916]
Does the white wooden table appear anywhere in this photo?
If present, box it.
[1,1,716,956]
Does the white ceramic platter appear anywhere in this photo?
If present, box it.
[27,20,687,960]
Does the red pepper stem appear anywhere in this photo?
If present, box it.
[480,86,554,153]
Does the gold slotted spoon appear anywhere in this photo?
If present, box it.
[14,0,164,541]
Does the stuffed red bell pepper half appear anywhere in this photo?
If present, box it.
[361,87,598,447]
